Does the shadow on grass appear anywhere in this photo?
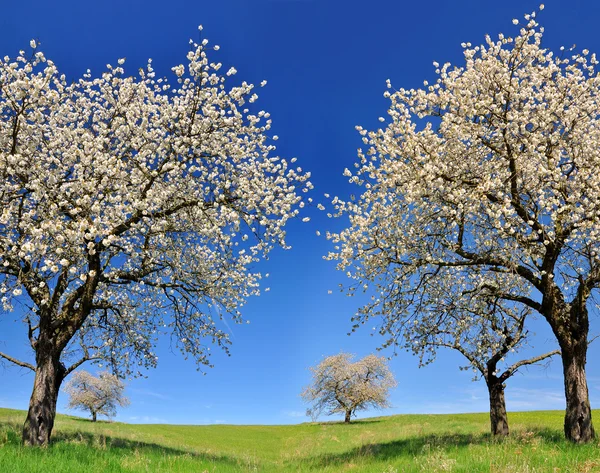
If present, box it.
[52,430,241,464]
[0,421,22,446]
[0,420,243,468]
[307,427,575,468]
[310,432,487,467]
[529,427,566,444]
[67,416,109,423]
[309,419,384,426]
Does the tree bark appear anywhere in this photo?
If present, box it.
[19,252,98,446]
[562,347,594,443]
[92,411,97,423]
[541,278,595,443]
[344,410,351,423]
[546,290,595,443]
[22,354,65,446]
[487,378,509,437]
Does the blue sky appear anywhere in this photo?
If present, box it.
[2,0,600,425]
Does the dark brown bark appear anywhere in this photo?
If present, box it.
[543,283,595,443]
[487,378,509,437]
[344,410,351,423]
[22,353,65,446]
[92,411,97,423]
[562,347,595,443]
[20,263,98,446]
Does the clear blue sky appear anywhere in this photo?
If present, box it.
[1,0,600,425]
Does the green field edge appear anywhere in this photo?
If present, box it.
[2,407,600,473]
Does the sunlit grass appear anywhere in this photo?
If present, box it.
[1,408,600,472]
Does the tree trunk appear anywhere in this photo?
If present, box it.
[487,379,509,437]
[92,411,97,422]
[542,280,595,443]
[22,354,65,446]
[344,410,351,423]
[562,348,594,443]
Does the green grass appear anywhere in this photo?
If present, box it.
[2,408,600,472]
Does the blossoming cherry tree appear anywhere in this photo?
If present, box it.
[0,34,310,445]
[328,6,599,442]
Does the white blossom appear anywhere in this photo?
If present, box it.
[64,370,129,421]
[301,353,396,422]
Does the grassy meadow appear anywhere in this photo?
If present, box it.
[1,407,600,472]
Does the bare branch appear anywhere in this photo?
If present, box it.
[64,355,101,377]
[0,351,35,371]
[500,349,561,382]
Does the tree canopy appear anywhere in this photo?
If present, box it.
[65,370,129,422]
[328,6,598,442]
[302,353,397,423]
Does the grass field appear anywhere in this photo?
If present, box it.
[1,408,600,472]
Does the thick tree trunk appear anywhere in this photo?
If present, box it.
[344,410,351,423]
[542,280,595,443]
[92,411,97,422]
[487,379,509,437]
[562,348,594,443]
[22,354,65,446]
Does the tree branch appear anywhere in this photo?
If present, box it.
[500,348,560,382]
[64,341,101,377]
[476,284,542,312]
[64,355,101,377]
[110,198,210,238]
[435,341,486,374]
[0,351,35,371]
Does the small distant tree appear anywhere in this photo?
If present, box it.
[65,370,129,422]
[302,353,397,423]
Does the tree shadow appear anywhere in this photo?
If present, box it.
[309,419,384,426]
[309,427,575,468]
[1,420,242,467]
[310,432,489,467]
[0,421,22,446]
[66,416,115,425]
[525,427,569,444]
[350,419,386,425]
[50,429,240,465]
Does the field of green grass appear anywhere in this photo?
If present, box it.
[2,408,600,472]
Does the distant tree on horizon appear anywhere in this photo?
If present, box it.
[0,33,310,446]
[65,370,129,422]
[302,353,397,423]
